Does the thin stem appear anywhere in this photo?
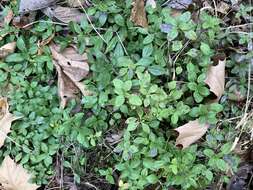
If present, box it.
[77,0,106,43]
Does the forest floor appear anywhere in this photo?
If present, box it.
[0,0,253,190]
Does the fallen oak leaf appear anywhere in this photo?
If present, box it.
[54,63,80,108]
[50,43,90,108]
[204,59,226,101]
[0,98,22,148]
[0,156,39,190]
[0,42,16,59]
[175,120,209,149]
[50,44,89,81]
[130,0,148,27]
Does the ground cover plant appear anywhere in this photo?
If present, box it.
[0,0,253,189]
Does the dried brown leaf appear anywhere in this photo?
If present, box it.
[0,42,16,59]
[4,9,14,26]
[0,98,21,148]
[50,44,90,108]
[19,0,56,13]
[130,0,148,27]
[43,6,85,24]
[205,60,226,100]
[0,156,39,190]
[54,63,80,108]
[175,120,209,149]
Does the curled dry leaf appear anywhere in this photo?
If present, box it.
[43,6,85,24]
[50,43,90,108]
[204,59,226,100]
[130,0,148,27]
[0,156,39,190]
[0,98,21,148]
[175,120,209,149]
[0,42,16,59]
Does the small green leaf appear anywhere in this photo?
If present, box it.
[200,42,211,55]
[146,174,158,184]
[114,14,125,26]
[106,36,118,53]
[193,91,203,103]
[210,103,223,112]
[5,53,24,62]
[172,41,182,51]
[113,79,124,89]
[167,28,178,41]
[205,170,213,181]
[115,95,125,107]
[143,34,154,45]
[142,123,150,133]
[148,65,166,76]
[142,44,153,57]
[185,30,197,40]
[17,37,26,52]
[129,95,142,106]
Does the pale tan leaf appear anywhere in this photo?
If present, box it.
[0,42,16,59]
[130,0,148,27]
[50,44,89,81]
[4,9,14,25]
[50,44,90,108]
[205,60,226,100]
[54,63,80,108]
[43,6,85,24]
[175,120,209,149]
[19,0,56,13]
[0,98,21,148]
[0,156,39,190]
